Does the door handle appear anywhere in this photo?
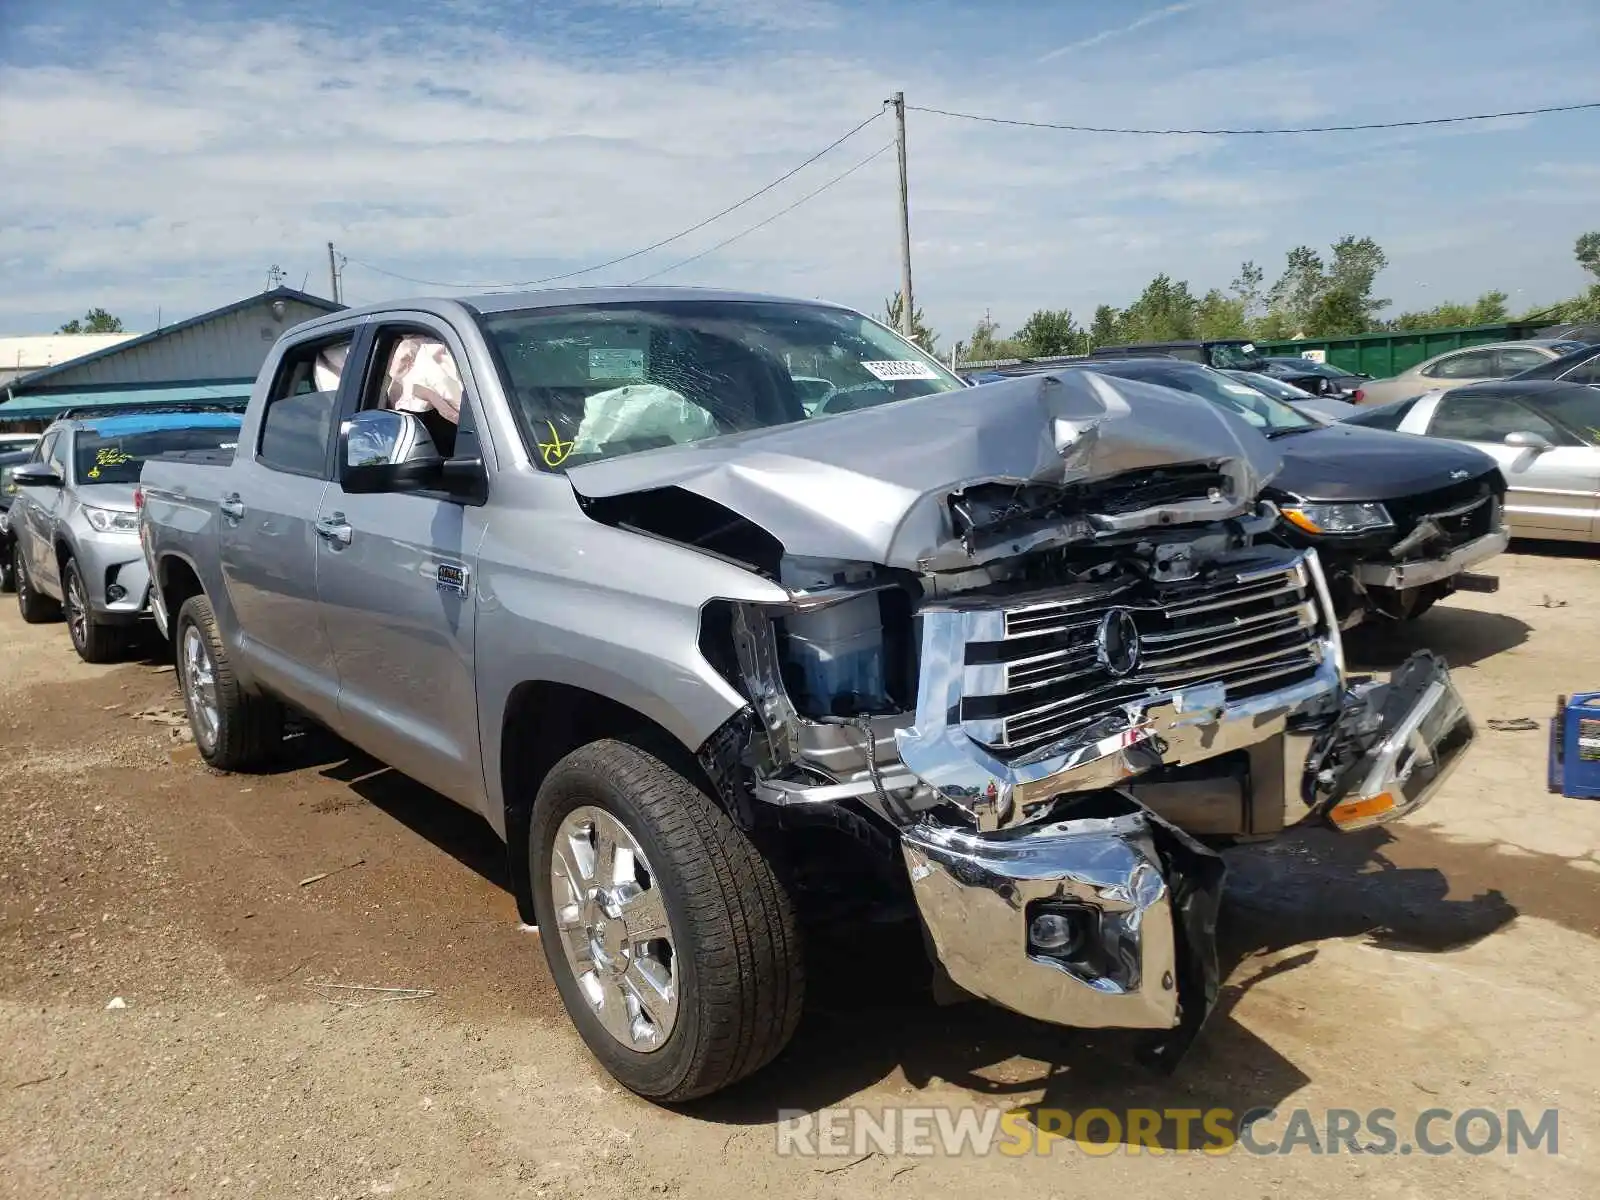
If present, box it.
[315,513,353,547]
[219,494,245,520]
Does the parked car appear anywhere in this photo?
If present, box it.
[1257,356,1368,398]
[1221,368,1352,423]
[9,409,244,660]
[1354,339,1588,406]
[0,446,32,592]
[1343,380,1600,542]
[1087,338,1262,368]
[1506,341,1600,385]
[140,288,1474,1102]
[0,432,41,454]
[986,357,1506,624]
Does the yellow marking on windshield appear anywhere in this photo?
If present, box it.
[538,421,574,467]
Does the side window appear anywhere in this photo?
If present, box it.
[1424,349,1496,380]
[362,327,468,459]
[1496,347,1550,375]
[1562,358,1600,386]
[1345,396,1419,431]
[30,431,57,467]
[47,432,69,477]
[258,336,354,477]
[1428,394,1562,443]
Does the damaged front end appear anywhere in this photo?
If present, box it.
[582,370,1477,1065]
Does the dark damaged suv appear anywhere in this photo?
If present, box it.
[1016,358,1509,625]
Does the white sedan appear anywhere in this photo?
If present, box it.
[1343,380,1600,542]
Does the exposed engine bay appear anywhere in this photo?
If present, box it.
[569,368,1476,1068]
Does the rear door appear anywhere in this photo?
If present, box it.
[1424,390,1596,536]
[312,317,490,806]
[218,329,362,724]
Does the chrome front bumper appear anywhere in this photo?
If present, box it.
[1354,527,1509,591]
[899,650,1474,1038]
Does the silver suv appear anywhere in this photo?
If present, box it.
[9,409,242,661]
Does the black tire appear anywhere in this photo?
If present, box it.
[530,739,804,1102]
[174,593,283,770]
[62,558,130,664]
[14,550,61,624]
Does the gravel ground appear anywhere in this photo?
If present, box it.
[1,546,1597,1199]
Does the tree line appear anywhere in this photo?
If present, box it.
[890,230,1600,363]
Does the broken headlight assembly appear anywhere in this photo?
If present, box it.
[1281,501,1392,535]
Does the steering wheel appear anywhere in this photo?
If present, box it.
[813,382,892,416]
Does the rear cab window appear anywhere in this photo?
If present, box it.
[75,414,243,484]
[258,335,354,477]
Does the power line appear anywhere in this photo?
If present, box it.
[906,98,1600,136]
[632,142,894,283]
[344,109,886,291]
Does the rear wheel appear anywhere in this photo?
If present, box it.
[15,551,61,624]
[174,593,283,770]
[62,558,130,663]
[530,739,804,1102]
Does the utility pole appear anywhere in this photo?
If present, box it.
[327,242,341,304]
[888,91,915,341]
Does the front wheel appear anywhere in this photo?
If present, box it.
[62,558,130,663]
[174,594,283,770]
[530,739,804,1102]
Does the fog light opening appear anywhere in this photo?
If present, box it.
[1027,906,1088,958]
[106,583,127,603]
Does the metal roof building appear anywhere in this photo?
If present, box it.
[0,333,140,387]
[0,287,343,426]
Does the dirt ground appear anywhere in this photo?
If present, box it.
[2,546,1598,1199]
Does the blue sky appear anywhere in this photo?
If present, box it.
[2,0,1598,343]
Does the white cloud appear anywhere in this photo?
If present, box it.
[1,0,1598,342]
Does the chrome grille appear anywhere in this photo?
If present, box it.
[955,553,1326,753]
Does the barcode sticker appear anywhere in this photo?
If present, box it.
[862,360,940,382]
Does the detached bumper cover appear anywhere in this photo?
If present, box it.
[899,650,1473,1051]
[1354,527,1509,590]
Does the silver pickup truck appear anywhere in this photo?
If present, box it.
[139,288,1475,1102]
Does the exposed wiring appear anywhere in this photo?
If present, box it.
[344,109,886,291]
[631,142,893,284]
[906,98,1600,136]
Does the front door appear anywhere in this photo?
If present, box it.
[1424,390,1596,535]
[314,320,488,806]
[217,332,358,723]
[14,430,67,596]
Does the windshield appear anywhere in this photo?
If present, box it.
[1223,369,1313,401]
[479,300,966,469]
[1093,363,1318,436]
[1533,387,1600,445]
[74,417,242,485]
[1207,342,1262,369]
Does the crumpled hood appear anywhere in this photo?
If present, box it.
[1270,422,1499,501]
[566,371,1282,571]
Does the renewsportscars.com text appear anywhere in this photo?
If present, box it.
[775,1106,1559,1158]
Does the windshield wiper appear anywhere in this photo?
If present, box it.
[1264,426,1317,439]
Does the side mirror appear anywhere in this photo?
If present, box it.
[11,462,62,488]
[340,410,445,494]
[1504,430,1553,452]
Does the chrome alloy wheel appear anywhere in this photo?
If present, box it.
[179,624,220,752]
[551,806,679,1051]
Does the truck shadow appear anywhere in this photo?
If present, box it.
[281,730,1530,1147]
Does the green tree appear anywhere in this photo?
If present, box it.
[1266,245,1325,335]
[964,311,1005,361]
[1088,304,1121,348]
[1195,288,1248,339]
[1014,308,1083,357]
[1323,235,1389,331]
[1576,231,1600,280]
[57,307,124,334]
[1391,290,1509,331]
[1264,237,1389,337]
[1119,274,1198,342]
[884,291,938,353]
[1231,261,1266,322]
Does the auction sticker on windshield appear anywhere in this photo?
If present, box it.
[862,360,941,382]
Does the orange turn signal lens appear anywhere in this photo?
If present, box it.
[1282,508,1323,535]
[1329,791,1397,829]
